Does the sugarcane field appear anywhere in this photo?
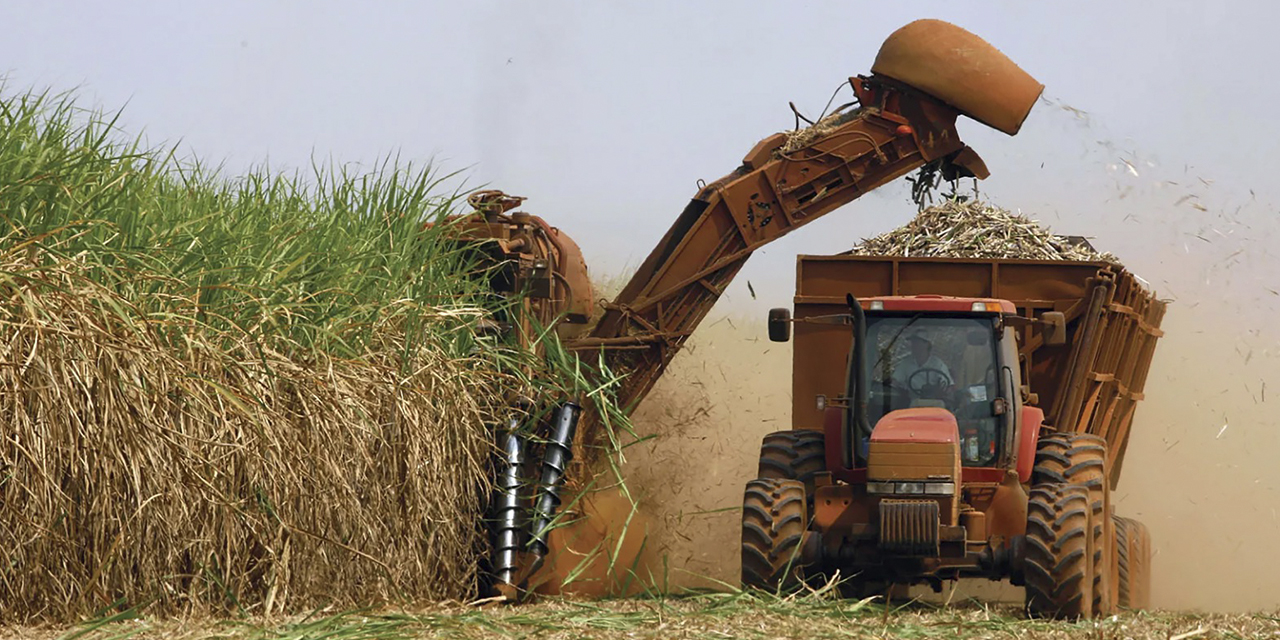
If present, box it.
[3,4,1280,639]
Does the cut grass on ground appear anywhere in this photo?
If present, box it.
[19,593,1280,640]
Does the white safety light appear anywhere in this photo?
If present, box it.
[971,301,987,312]
[897,482,925,495]
[869,300,884,310]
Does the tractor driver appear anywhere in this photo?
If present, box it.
[892,330,953,399]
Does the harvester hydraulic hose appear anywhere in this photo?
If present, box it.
[529,401,581,560]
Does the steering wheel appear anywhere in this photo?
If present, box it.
[907,367,952,399]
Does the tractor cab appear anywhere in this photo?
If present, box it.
[857,297,1019,468]
[770,294,1032,474]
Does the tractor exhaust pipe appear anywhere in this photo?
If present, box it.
[844,294,872,468]
[491,419,525,589]
[529,401,581,561]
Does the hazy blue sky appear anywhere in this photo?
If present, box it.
[2,1,1277,315]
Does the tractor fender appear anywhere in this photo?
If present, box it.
[1016,406,1045,484]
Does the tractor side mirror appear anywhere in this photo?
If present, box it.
[1041,311,1066,346]
[768,308,792,342]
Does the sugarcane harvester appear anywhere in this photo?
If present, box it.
[454,20,1076,603]
[436,190,596,594]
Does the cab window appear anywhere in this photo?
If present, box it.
[862,314,1003,466]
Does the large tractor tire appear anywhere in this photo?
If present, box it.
[1024,483,1100,619]
[757,429,826,495]
[1033,433,1115,615]
[1114,516,1152,609]
[741,478,809,592]
[1129,518,1152,609]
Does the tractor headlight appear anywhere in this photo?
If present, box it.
[867,481,955,495]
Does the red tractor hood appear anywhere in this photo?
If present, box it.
[870,408,959,444]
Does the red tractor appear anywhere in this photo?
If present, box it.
[748,254,1162,617]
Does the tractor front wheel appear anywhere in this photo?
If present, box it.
[741,478,810,592]
[1033,433,1115,615]
[1024,483,1100,619]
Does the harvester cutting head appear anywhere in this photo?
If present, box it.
[872,19,1044,135]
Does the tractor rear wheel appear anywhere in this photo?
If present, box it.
[1033,433,1115,615]
[1114,515,1152,609]
[741,478,810,592]
[1114,516,1132,607]
[1130,518,1152,609]
[757,430,826,495]
[1024,483,1098,619]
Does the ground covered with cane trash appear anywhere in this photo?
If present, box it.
[16,592,1280,640]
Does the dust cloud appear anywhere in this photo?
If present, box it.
[531,318,797,596]
[622,319,792,591]
[1119,307,1280,612]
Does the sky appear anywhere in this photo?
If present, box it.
[3,1,1278,315]
[5,1,1280,611]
